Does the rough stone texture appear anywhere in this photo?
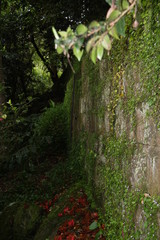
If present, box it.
[0,203,42,240]
[131,101,160,195]
[72,54,160,236]
[13,204,42,240]
[74,58,160,196]
[34,204,63,240]
[0,202,19,240]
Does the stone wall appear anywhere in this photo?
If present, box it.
[72,56,160,195]
[70,2,160,237]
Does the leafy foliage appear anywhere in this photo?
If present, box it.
[0,102,69,171]
[33,103,69,157]
[53,0,140,64]
[0,0,109,104]
[0,114,37,171]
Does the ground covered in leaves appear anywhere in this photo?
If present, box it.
[0,156,105,239]
[38,189,105,239]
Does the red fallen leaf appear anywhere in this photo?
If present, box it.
[48,200,52,206]
[68,219,75,227]
[68,207,74,215]
[78,196,88,206]
[101,224,105,230]
[79,233,84,238]
[69,197,75,202]
[84,211,91,222]
[53,194,59,202]
[58,224,67,233]
[75,208,83,214]
[58,213,63,217]
[54,235,62,240]
[64,207,70,214]
[45,205,49,210]
[66,234,75,240]
[81,225,90,232]
[91,212,98,219]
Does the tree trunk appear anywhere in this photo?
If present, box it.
[30,34,67,103]
[0,0,5,107]
[0,53,5,106]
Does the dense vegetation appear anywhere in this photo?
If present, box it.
[0,1,109,239]
[0,0,160,239]
[0,0,108,170]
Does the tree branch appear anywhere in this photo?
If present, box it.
[110,0,136,27]
[30,34,57,83]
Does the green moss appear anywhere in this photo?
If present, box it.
[122,1,160,124]
[63,2,160,238]
[100,135,138,239]
[70,133,160,239]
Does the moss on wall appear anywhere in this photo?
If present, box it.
[64,1,160,238]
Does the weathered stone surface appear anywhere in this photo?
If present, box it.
[13,204,42,240]
[34,204,63,240]
[75,55,160,196]
[0,202,42,240]
[70,10,160,233]
[0,202,19,240]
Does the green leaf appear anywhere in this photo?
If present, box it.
[67,26,74,36]
[8,99,12,105]
[86,36,99,53]
[57,46,63,54]
[89,21,100,29]
[86,40,92,53]
[90,47,97,64]
[95,230,103,240]
[76,38,84,49]
[89,221,98,230]
[76,24,88,35]
[116,0,123,10]
[109,26,119,39]
[105,0,112,6]
[2,114,7,119]
[122,0,129,10]
[73,46,84,61]
[52,27,59,39]
[102,35,111,50]
[97,44,104,60]
[58,31,67,38]
[108,10,121,22]
[115,17,125,37]
[67,26,72,32]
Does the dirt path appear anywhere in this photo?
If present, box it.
[0,157,106,239]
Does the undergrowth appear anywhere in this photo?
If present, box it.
[0,102,69,172]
